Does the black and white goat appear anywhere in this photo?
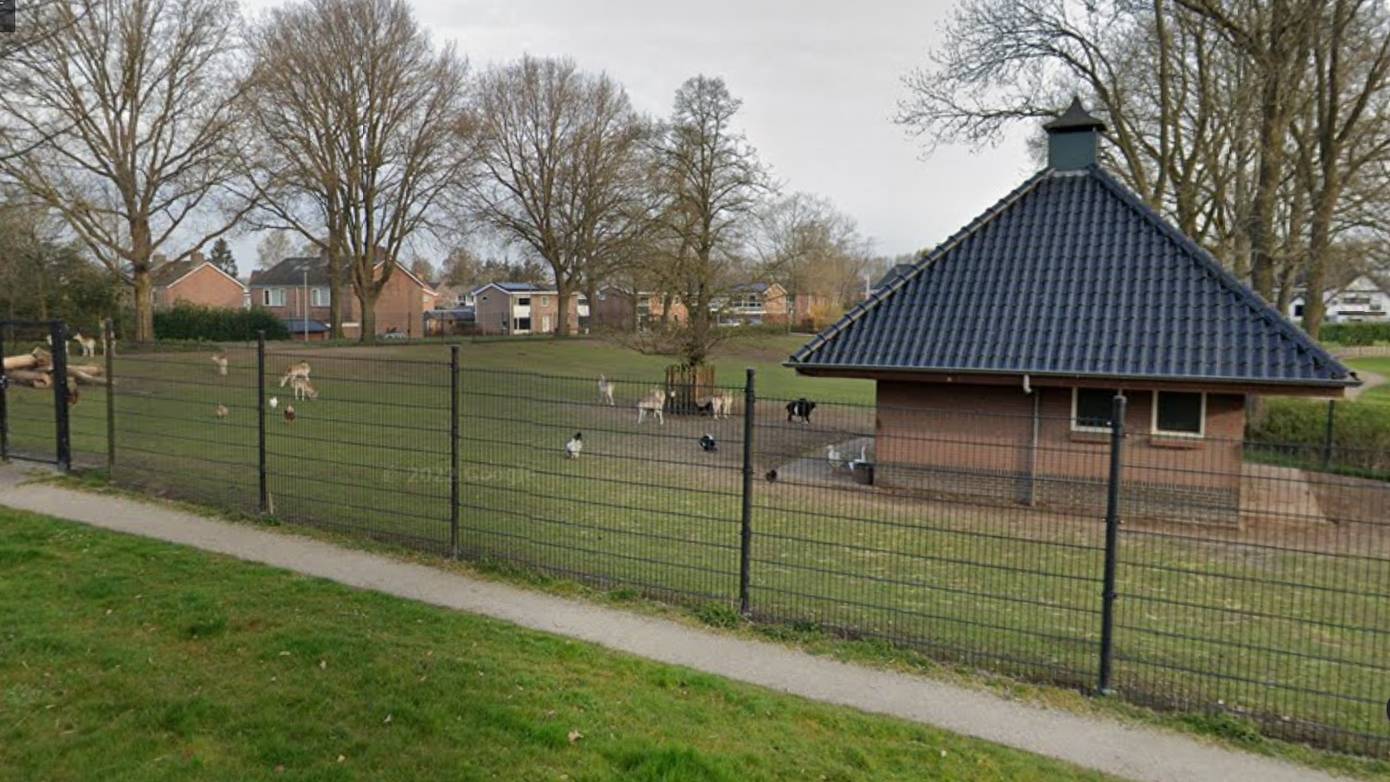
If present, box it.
[786,398,816,423]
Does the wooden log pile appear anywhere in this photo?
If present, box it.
[2,348,107,388]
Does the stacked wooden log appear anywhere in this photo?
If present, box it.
[2,348,107,388]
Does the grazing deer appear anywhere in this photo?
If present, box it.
[636,388,672,425]
[279,361,311,387]
[290,376,318,401]
[71,332,97,358]
[211,351,229,376]
[597,375,616,406]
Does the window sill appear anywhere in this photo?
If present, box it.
[1069,431,1110,444]
[1149,435,1204,449]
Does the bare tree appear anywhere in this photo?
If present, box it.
[468,56,648,336]
[1289,0,1390,334]
[243,0,468,342]
[649,75,771,366]
[256,231,297,270]
[0,0,250,341]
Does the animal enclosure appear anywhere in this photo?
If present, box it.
[6,338,1389,759]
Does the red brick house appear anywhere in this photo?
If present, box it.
[152,256,247,311]
[788,100,1357,523]
[249,256,437,339]
[592,285,688,331]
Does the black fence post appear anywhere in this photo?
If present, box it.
[1321,399,1336,470]
[0,324,8,462]
[739,367,756,616]
[1098,392,1127,695]
[50,321,71,472]
[104,319,115,475]
[257,331,269,514]
[449,344,460,560]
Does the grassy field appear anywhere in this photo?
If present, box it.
[0,507,1119,782]
[2,334,1388,757]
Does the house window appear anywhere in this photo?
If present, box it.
[1072,388,1121,432]
[541,296,550,306]
[1153,391,1204,437]
[517,297,531,306]
[310,287,330,307]
[515,317,531,331]
[262,288,285,307]
[1293,303,1305,318]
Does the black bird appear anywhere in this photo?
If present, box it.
[765,469,778,483]
[699,433,718,452]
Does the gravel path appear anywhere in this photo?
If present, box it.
[0,465,1347,782]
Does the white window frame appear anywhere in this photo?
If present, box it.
[1151,391,1206,438]
[310,287,330,307]
[262,288,285,307]
[1070,387,1122,433]
[540,296,550,306]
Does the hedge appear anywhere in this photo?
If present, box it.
[1319,322,1390,346]
[153,305,291,342]
[1246,398,1390,477]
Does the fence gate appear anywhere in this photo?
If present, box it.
[0,320,72,470]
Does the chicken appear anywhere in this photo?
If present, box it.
[215,404,229,420]
[269,396,279,410]
[699,434,718,452]
[283,404,296,424]
[565,432,583,459]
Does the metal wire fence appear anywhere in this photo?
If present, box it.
[16,333,1387,759]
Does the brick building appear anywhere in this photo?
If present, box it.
[151,256,247,310]
[592,285,688,331]
[249,256,437,339]
[788,100,1357,524]
[471,282,588,335]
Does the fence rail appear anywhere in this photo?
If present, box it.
[11,331,1386,759]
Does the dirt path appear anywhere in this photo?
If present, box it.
[1347,367,1387,400]
[0,465,1349,782]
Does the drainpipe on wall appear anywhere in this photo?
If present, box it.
[1024,374,1039,506]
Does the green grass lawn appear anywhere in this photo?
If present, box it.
[0,507,1116,782]
[1347,357,1390,409]
[2,334,1388,758]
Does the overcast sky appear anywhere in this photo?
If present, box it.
[234,0,1037,269]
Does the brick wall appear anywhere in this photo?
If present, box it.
[874,382,1245,525]
[156,265,245,310]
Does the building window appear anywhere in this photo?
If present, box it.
[1072,388,1120,432]
[262,288,285,307]
[515,317,531,331]
[517,297,531,306]
[540,296,549,306]
[1293,303,1305,318]
[1153,391,1204,437]
[310,287,330,307]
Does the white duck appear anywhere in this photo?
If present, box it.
[826,444,845,472]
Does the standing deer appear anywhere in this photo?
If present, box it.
[636,388,673,425]
[597,375,616,406]
[279,361,311,387]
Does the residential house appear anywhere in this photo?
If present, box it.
[1289,274,1390,324]
[151,253,247,311]
[788,100,1356,525]
[249,255,438,339]
[592,285,689,331]
[715,282,788,325]
[471,282,589,335]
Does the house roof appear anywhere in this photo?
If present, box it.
[425,307,476,322]
[151,260,246,291]
[873,264,916,291]
[250,257,333,287]
[472,281,558,295]
[790,165,1355,389]
[250,256,436,294]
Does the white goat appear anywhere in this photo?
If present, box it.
[597,375,616,406]
[636,388,672,425]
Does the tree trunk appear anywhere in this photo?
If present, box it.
[358,287,376,344]
[1302,179,1341,339]
[132,268,155,342]
[555,280,572,337]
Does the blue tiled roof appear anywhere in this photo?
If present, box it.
[790,166,1355,388]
